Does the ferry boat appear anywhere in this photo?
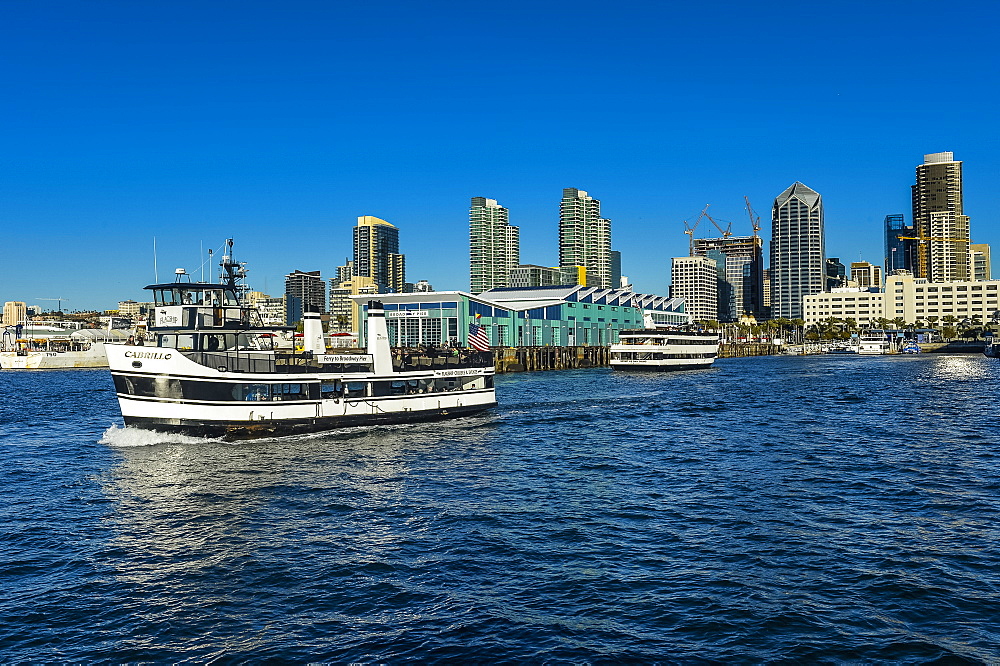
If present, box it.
[106,262,497,439]
[609,317,720,371]
[857,331,891,355]
[984,339,999,359]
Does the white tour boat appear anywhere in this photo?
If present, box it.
[1,327,129,369]
[107,264,497,439]
[857,331,892,355]
[609,316,720,371]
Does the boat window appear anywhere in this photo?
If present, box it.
[273,383,308,400]
[202,334,237,351]
[344,381,368,398]
[157,289,178,306]
[238,333,273,351]
[321,380,343,397]
[237,384,270,401]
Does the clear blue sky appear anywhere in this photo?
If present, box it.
[3,0,998,311]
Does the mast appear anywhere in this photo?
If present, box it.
[217,238,251,303]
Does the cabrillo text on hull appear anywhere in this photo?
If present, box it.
[107,253,497,439]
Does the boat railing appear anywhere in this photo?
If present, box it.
[181,349,493,374]
[391,349,493,371]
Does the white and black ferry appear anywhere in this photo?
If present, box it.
[107,267,496,439]
[609,320,720,371]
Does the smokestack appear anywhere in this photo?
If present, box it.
[302,312,326,354]
[366,301,393,374]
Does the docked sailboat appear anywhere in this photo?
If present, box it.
[107,253,497,439]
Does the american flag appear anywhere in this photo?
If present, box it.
[468,321,491,351]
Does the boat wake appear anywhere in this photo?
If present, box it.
[99,424,219,447]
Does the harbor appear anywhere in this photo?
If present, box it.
[2,353,998,662]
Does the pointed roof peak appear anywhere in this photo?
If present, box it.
[775,181,821,207]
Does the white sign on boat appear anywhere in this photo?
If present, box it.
[434,368,485,377]
[320,354,373,364]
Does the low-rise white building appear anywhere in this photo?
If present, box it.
[803,288,885,327]
[885,273,1000,323]
[803,273,1000,326]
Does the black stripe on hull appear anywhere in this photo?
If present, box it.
[610,363,715,372]
[123,402,498,440]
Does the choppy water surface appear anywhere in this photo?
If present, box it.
[1,355,999,662]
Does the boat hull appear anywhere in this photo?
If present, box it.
[610,359,715,371]
[122,400,497,439]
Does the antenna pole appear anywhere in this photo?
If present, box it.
[153,237,159,283]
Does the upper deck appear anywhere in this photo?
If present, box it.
[145,282,263,332]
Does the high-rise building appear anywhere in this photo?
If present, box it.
[762,269,772,318]
[329,259,378,334]
[610,250,622,288]
[972,243,992,281]
[912,152,971,282]
[771,182,825,320]
[559,188,612,288]
[354,216,405,292]
[884,214,916,274]
[850,261,883,289]
[284,269,325,320]
[507,264,587,288]
[469,197,519,294]
[3,301,27,326]
[826,257,847,290]
[670,256,719,322]
[692,236,765,322]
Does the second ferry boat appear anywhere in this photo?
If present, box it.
[107,257,497,439]
[609,314,720,371]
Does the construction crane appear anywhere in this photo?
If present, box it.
[37,297,69,314]
[896,231,970,278]
[684,204,734,255]
[701,204,733,238]
[683,215,701,256]
[744,196,761,238]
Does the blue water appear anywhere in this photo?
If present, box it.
[1,354,999,662]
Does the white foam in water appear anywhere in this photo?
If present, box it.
[99,424,219,447]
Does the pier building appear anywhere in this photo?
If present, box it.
[352,285,688,348]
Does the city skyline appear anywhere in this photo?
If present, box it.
[2,1,998,311]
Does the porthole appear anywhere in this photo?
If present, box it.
[132,361,143,369]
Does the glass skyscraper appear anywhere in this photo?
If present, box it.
[771,182,825,320]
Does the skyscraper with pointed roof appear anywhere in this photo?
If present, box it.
[771,182,825,320]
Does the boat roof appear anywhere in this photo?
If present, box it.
[144,281,236,290]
